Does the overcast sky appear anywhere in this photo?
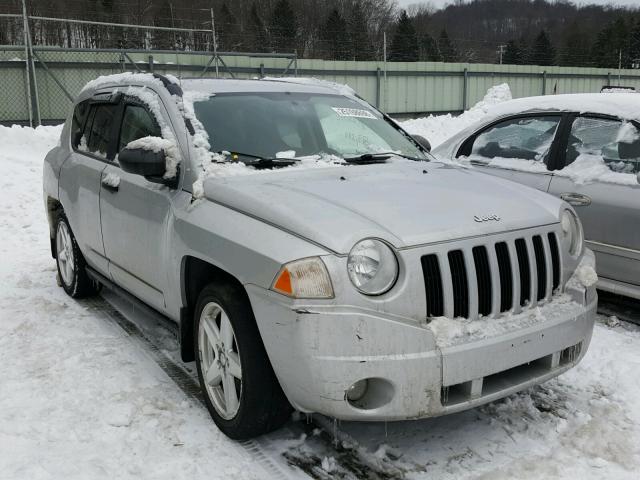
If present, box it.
[396,0,640,10]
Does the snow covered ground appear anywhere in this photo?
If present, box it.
[1,91,640,479]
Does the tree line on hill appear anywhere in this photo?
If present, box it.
[1,0,639,68]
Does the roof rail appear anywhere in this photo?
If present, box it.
[152,73,183,97]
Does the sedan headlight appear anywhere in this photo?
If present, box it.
[561,209,583,257]
[347,239,399,295]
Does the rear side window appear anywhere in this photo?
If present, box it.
[79,104,118,160]
[465,115,561,166]
[70,100,91,148]
[565,116,640,174]
[118,104,161,151]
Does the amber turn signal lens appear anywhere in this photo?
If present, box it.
[272,268,293,296]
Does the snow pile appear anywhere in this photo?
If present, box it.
[101,172,120,189]
[401,83,512,148]
[574,249,598,288]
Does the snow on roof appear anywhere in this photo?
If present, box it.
[180,77,349,96]
[483,92,640,122]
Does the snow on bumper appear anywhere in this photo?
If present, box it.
[246,257,597,422]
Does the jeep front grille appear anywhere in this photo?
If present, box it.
[421,230,562,320]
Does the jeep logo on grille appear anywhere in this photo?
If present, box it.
[474,214,501,223]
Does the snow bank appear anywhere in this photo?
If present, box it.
[400,83,512,148]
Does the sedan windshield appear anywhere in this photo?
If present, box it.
[192,92,427,161]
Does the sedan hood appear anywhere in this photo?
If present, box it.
[202,160,561,254]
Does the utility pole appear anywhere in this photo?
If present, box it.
[169,3,177,49]
[497,44,506,65]
[618,49,622,82]
[211,7,219,78]
[383,31,387,112]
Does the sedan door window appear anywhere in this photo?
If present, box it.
[564,116,640,174]
[468,116,561,167]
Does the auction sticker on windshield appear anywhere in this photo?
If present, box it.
[332,107,377,119]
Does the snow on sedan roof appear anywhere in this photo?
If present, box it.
[485,92,640,122]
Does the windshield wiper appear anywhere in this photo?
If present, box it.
[343,152,424,164]
[217,151,300,169]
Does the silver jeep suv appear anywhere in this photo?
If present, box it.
[43,73,597,440]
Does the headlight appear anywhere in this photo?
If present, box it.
[561,209,583,257]
[347,239,398,295]
[271,257,334,299]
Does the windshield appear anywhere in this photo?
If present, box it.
[192,92,427,161]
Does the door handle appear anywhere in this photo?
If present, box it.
[560,192,591,206]
[101,177,119,192]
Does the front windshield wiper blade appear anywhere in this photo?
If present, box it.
[217,151,300,169]
[343,152,424,164]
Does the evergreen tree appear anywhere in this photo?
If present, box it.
[503,39,526,65]
[389,10,419,62]
[218,2,241,51]
[319,9,349,60]
[270,0,297,52]
[630,20,640,68]
[248,2,268,53]
[592,18,631,69]
[530,29,555,66]
[420,33,440,61]
[559,21,591,66]
[437,29,458,62]
[348,1,374,61]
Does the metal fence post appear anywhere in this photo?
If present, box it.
[607,72,611,86]
[260,63,265,78]
[148,55,154,72]
[376,67,381,108]
[462,68,468,111]
[542,70,547,95]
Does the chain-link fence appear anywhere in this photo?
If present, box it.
[0,44,298,125]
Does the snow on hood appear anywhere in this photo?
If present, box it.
[201,159,561,254]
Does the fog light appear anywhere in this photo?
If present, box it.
[346,379,368,402]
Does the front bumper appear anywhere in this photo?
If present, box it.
[247,281,596,422]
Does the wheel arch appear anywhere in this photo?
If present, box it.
[179,255,253,362]
[46,197,64,258]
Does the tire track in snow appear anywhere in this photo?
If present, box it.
[82,295,298,480]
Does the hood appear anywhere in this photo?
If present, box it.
[202,160,561,254]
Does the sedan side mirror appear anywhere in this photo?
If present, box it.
[412,134,431,152]
[119,145,166,179]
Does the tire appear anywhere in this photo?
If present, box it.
[54,213,100,298]
[194,282,291,439]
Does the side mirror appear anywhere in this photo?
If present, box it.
[412,134,431,152]
[119,145,166,178]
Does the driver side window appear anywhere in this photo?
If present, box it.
[118,104,161,152]
[468,116,561,166]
